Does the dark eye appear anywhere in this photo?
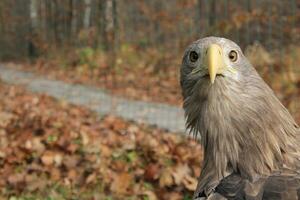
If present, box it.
[228,50,238,62]
[189,51,199,62]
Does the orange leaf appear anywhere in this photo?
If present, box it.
[110,172,133,194]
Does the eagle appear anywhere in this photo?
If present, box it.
[180,37,300,200]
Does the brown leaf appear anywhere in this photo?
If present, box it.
[7,173,25,186]
[127,125,139,134]
[99,144,112,157]
[104,115,127,132]
[0,111,16,127]
[159,168,173,187]
[112,160,128,172]
[67,169,78,182]
[141,190,158,200]
[31,137,46,154]
[63,155,80,168]
[40,151,62,166]
[25,174,47,191]
[50,168,61,181]
[86,173,97,184]
[80,131,90,146]
[144,164,160,181]
[110,172,132,194]
[174,144,190,161]
[172,164,191,185]
[53,153,63,167]
[163,192,182,200]
[66,143,79,153]
[182,175,198,191]
[41,151,55,166]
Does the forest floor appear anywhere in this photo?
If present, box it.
[0,64,185,133]
[0,83,201,200]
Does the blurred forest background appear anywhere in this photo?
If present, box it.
[0,0,299,200]
[0,0,299,110]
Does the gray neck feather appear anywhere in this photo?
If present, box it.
[183,70,300,194]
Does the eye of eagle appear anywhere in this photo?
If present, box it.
[189,51,199,62]
[229,50,238,62]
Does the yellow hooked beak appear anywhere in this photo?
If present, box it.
[205,44,226,84]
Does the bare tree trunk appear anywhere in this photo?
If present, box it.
[0,1,5,58]
[97,0,108,50]
[71,0,78,45]
[246,0,252,45]
[195,0,202,35]
[30,0,38,29]
[29,0,39,58]
[45,0,55,46]
[152,1,163,46]
[53,0,64,47]
[208,0,216,27]
[14,0,31,57]
[65,0,73,45]
[84,0,92,29]
[39,0,47,42]
[112,0,118,50]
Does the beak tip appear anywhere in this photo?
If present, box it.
[209,74,216,84]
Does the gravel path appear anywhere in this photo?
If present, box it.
[0,64,186,133]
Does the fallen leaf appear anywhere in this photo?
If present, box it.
[67,169,78,182]
[0,111,16,127]
[86,173,97,184]
[144,164,160,180]
[141,190,158,200]
[159,168,173,187]
[25,174,47,191]
[53,153,63,167]
[50,168,61,181]
[7,173,25,186]
[41,151,55,166]
[110,172,132,194]
[163,191,182,200]
[63,155,80,168]
[172,164,191,185]
[183,174,198,191]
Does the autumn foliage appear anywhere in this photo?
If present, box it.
[0,84,202,199]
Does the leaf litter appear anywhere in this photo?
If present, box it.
[0,83,202,200]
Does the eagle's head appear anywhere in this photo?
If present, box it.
[180,37,253,99]
[180,37,262,137]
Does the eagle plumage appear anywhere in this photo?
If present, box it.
[180,37,300,200]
